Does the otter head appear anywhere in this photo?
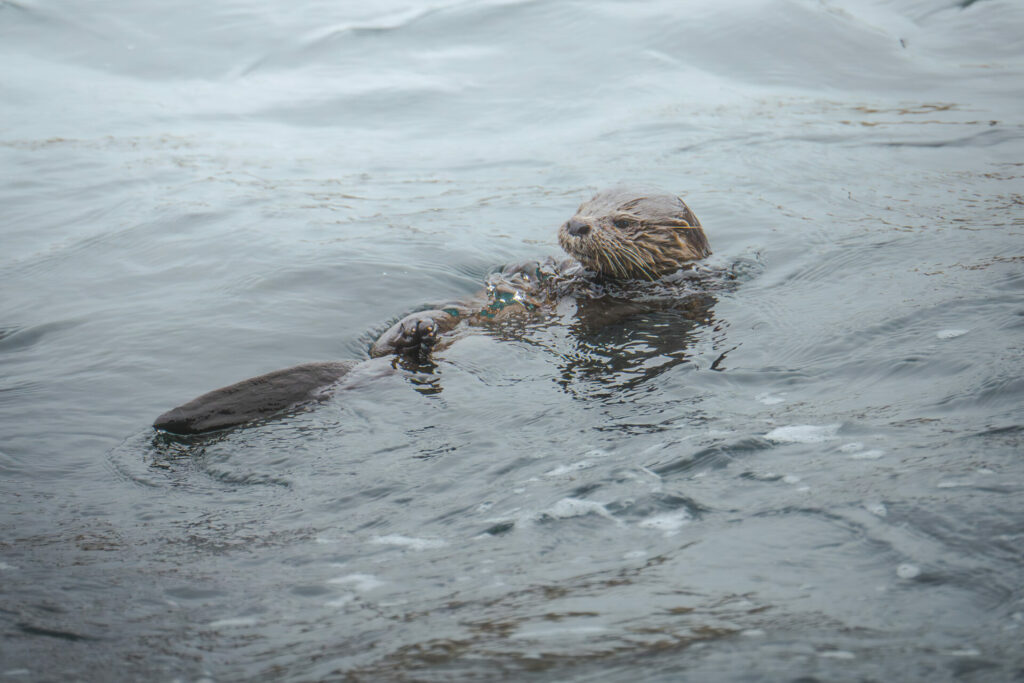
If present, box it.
[558,188,711,280]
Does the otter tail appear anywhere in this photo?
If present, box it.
[153,361,359,436]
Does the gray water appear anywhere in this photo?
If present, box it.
[2,0,1022,680]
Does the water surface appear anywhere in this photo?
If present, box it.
[1,0,1022,680]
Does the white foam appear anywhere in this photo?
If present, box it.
[509,625,608,639]
[327,573,385,592]
[0,562,17,571]
[865,502,887,517]
[936,329,968,339]
[765,424,840,443]
[540,498,617,522]
[839,442,864,453]
[324,594,356,608]
[896,563,920,579]
[207,617,258,628]
[849,449,885,460]
[545,460,593,476]
[638,511,691,535]
[638,466,662,480]
[372,534,447,551]
[819,650,855,659]
[756,392,786,405]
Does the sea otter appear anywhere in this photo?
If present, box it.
[153,188,711,435]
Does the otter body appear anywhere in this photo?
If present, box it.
[154,188,709,435]
[370,188,709,357]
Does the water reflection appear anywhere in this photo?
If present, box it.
[5,0,1023,677]
[556,290,719,398]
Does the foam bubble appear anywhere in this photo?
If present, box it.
[936,329,968,339]
[638,511,691,535]
[207,617,259,628]
[325,594,356,608]
[372,534,447,551]
[327,573,385,591]
[545,461,593,476]
[509,625,609,639]
[540,498,617,522]
[765,424,840,443]
[896,563,920,579]
[865,502,887,517]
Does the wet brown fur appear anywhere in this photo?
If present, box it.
[558,188,710,280]
[155,187,712,434]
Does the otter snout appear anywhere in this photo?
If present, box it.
[566,217,591,237]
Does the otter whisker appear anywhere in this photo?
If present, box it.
[617,242,657,281]
[604,248,623,278]
[608,243,633,279]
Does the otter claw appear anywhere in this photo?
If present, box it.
[399,318,439,349]
[370,310,454,359]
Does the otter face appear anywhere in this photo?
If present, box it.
[558,188,711,280]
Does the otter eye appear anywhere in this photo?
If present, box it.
[612,217,632,229]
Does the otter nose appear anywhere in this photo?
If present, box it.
[566,218,591,237]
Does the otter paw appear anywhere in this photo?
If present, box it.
[370,310,452,359]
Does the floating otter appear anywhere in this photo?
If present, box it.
[153,188,711,435]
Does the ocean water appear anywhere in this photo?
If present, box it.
[1,0,1022,680]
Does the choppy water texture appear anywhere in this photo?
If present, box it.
[2,0,1023,680]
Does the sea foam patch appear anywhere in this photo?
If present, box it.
[638,510,691,536]
[537,498,618,523]
[207,617,259,629]
[765,424,840,443]
[327,573,385,591]
[372,534,447,551]
[545,460,593,476]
